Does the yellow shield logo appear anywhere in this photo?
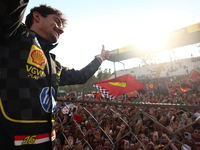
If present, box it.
[27,45,46,70]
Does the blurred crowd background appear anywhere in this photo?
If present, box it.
[53,90,200,150]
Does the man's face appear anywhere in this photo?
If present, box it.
[37,14,64,43]
[67,136,74,145]
[55,141,62,150]
[66,125,71,131]
[104,140,111,150]
[92,139,98,148]
[193,129,200,139]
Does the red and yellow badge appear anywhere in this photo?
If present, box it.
[147,83,155,90]
[27,45,46,70]
[108,82,126,87]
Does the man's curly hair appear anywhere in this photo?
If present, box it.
[25,4,67,29]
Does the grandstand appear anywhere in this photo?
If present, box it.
[106,22,200,82]
[109,56,200,80]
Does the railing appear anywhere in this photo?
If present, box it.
[53,100,200,150]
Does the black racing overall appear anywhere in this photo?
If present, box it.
[0,1,101,149]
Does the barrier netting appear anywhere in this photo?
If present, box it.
[53,100,200,150]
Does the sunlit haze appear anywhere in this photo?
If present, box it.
[24,0,200,73]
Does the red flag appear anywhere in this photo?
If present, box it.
[166,82,181,95]
[189,69,200,83]
[96,91,101,101]
[147,83,155,90]
[73,114,83,123]
[93,74,144,99]
[181,88,190,93]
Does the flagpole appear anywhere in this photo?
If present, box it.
[114,62,116,78]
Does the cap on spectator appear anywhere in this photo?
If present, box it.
[120,140,125,144]
[127,91,138,99]
[150,100,158,103]
[194,112,200,118]
[134,99,143,103]
[73,113,83,123]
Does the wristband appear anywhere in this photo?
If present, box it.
[96,57,102,63]
[97,56,104,62]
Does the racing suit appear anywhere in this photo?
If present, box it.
[0,1,101,149]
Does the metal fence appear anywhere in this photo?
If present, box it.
[53,100,200,150]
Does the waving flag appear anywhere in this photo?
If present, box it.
[93,74,144,99]
[166,82,181,95]
[147,83,155,90]
[189,69,200,83]
[181,88,190,93]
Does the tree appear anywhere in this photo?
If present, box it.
[97,67,110,81]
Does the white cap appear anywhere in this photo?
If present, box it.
[181,144,191,150]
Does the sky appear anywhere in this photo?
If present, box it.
[24,0,200,73]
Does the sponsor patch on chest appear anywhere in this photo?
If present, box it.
[26,45,46,79]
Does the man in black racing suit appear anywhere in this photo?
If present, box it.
[0,1,110,149]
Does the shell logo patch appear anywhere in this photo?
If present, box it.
[27,45,46,70]
[30,50,46,67]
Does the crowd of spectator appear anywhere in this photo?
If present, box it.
[53,91,200,150]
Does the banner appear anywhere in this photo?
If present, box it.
[62,104,76,115]
[147,83,155,90]
[166,82,181,95]
[93,74,144,99]
[189,69,200,83]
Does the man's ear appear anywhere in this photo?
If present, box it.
[32,11,41,23]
